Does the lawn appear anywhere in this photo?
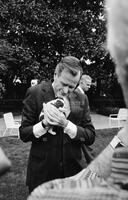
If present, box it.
[0,128,118,200]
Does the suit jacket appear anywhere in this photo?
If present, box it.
[77,86,95,164]
[19,81,95,190]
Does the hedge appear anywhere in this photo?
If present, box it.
[0,99,23,113]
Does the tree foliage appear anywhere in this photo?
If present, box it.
[0,0,116,98]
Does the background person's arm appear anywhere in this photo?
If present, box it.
[74,124,128,180]
[70,144,114,181]
[88,144,114,179]
[74,125,128,180]
[89,124,128,179]
[0,147,11,176]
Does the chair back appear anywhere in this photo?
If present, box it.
[118,108,128,120]
[3,112,15,128]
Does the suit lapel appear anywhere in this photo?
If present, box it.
[38,81,55,121]
[68,89,84,123]
[41,81,55,103]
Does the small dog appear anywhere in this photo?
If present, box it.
[39,98,65,135]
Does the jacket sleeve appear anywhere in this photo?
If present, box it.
[19,87,40,142]
[72,94,96,146]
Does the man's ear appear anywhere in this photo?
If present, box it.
[54,72,57,80]
[74,80,80,90]
[75,73,82,89]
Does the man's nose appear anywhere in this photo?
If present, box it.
[63,86,69,94]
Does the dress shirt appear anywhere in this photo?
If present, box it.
[33,87,77,139]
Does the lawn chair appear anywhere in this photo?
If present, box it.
[109,108,128,128]
[3,112,21,138]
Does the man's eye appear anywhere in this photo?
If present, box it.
[69,86,74,89]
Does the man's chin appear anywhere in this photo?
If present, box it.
[57,94,68,99]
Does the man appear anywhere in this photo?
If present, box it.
[79,74,95,106]
[78,74,95,164]
[19,56,95,193]
[79,74,92,93]
[27,0,128,199]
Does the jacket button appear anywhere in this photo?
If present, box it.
[42,137,47,142]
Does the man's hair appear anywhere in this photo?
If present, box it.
[81,75,92,83]
[55,56,83,77]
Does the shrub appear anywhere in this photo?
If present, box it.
[0,99,23,113]
[96,106,119,116]
[0,81,6,99]
[91,97,115,108]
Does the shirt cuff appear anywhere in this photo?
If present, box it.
[64,120,77,139]
[33,122,47,138]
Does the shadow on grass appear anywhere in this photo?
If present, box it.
[0,128,118,200]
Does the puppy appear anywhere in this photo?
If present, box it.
[39,98,65,135]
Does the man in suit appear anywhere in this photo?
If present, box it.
[78,74,95,164]
[19,56,95,193]
[27,1,128,199]
[79,74,92,93]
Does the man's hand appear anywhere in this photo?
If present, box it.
[43,102,68,128]
[59,97,71,118]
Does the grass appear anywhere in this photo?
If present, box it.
[0,128,118,200]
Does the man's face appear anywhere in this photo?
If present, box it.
[82,80,91,92]
[53,68,81,98]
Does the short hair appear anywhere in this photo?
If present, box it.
[81,75,92,83]
[55,56,83,77]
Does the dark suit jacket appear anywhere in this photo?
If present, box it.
[19,81,95,190]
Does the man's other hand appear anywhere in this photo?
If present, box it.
[43,102,68,128]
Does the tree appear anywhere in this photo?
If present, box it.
[0,0,114,98]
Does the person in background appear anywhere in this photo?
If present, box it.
[78,74,95,164]
[0,147,11,177]
[27,0,128,199]
[19,56,95,193]
[31,79,38,87]
[79,74,92,93]
[79,74,95,108]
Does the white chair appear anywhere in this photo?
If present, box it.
[109,108,128,128]
[3,112,21,138]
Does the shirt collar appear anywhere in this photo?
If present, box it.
[78,86,84,94]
